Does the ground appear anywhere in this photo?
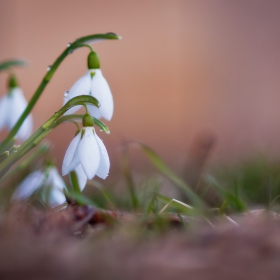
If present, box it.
[0,203,280,280]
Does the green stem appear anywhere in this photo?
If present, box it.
[1,143,50,181]
[69,171,81,193]
[75,43,94,52]
[0,32,120,153]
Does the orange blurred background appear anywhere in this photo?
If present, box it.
[1,0,280,175]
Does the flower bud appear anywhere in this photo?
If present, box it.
[82,113,94,127]
[8,74,19,91]
[87,51,100,69]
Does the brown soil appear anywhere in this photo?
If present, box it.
[0,204,280,280]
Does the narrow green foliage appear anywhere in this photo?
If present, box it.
[0,152,9,164]
[87,180,116,209]
[132,142,206,209]
[93,117,110,134]
[204,174,247,212]
[157,193,195,215]
[0,59,28,72]
[120,149,139,210]
[159,198,193,213]
[66,189,98,206]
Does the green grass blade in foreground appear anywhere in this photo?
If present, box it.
[66,190,98,207]
[157,193,196,215]
[120,149,139,210]
[87,180,116,209]
[133,142,206,209]
[204,174,247,212]
[139,177,161,214]
[0,59,28,71]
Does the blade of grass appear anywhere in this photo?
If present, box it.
[131,142,206,210]
[87,180,116,209]
[66,190,99,207]
[159,198,193,213]
[120,148,139,210]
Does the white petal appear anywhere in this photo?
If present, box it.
[13,170,45,200]
[0,95,9,130]
[45,188,66,207]
[88,69,114,120]
[62,132,81,175]
[7,88,27,128]
[74,165,88,191]
[67,145,81,172]
[17,113,33,141]
[94,133,110,179]
[7,88,33,141]
[78,128,100,179]
[63,72,91,115]
[48,167,66,190]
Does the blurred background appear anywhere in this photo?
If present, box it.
[1,0,280,176]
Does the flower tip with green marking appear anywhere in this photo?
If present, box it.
[63,51,113,121]
[62,114,110,191]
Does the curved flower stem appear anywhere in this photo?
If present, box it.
[0,95,99,179]
[75,44,94,52]
[55,114,110,134]
[0,32,120,153]
[69,171,81,193]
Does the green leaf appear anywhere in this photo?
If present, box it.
[93,117,110,134]
[120,149,139,210]
[87,180,116,209]
[66,190,98,206]
[0,152,9,163]
[132,142,206,209]
[73,32,121,47]
[157,193,194,214]
[0,59,28,72]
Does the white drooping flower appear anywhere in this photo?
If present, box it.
[62,118,110,191]
[0,87,33,141]
[63,51,113,121]
[13,167,66,207]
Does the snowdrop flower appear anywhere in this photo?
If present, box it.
[13,166,66,207]
[0,75,32,141]
[63,51,113,120]
[62,113,110,190]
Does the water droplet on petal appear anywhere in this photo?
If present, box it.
[64,91,69,97]
[47,65,52,71]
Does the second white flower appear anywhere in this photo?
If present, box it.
[62,127,110,182]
